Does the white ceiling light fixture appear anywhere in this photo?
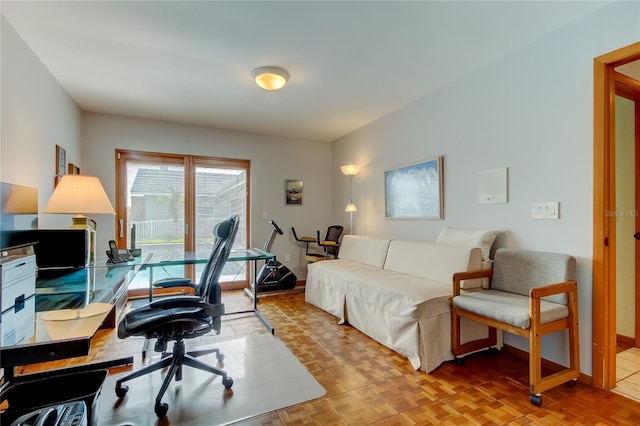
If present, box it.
[252,66,289,91]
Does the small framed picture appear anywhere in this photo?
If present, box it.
[68,163,80,175]
[285,179,303,205]
[56,145,66,176]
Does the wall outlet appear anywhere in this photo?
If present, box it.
[262,210,268,220]
[284,253,291,262]
[531,202,560,219]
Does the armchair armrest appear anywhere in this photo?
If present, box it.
[529,280,577,299]
[452,269,493,296]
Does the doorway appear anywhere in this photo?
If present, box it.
[593,42,640,390]
[615,79,640,350]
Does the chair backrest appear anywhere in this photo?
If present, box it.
[491,248,576,304]
[197,215,240,304]
[324,225,344,256]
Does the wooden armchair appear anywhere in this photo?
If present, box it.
[451,248,580,407]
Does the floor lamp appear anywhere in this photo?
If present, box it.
[43,175,115,263]
[341,164,360,234]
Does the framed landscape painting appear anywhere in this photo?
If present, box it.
[385,156,443,219]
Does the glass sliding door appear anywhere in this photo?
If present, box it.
[193,157,249,285]
[116,150,250,296]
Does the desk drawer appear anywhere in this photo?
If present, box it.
[2,279,34,314]
[2,256,36,287]
[0,294,35,346]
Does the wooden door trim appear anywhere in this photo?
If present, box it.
[593,41,640,390]
[614,78,640,348]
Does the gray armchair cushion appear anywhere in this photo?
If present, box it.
[452,290,569,329]
[491,249,576,305]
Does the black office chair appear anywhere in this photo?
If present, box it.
[114,215,239,419]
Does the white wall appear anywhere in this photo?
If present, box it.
[81,113,333,279]
[1,16,82,226]
[331,1,640,376]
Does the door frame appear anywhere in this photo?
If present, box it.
[592,41,640,390]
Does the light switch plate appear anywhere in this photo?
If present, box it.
[531,202,559,219]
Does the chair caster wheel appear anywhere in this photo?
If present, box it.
[567,379,578,387]
[217,352,225,362]
[223,376,234,389]
[155,402,169,418]
[530,394,542,407]
[115,384,129,398]
[455,357,465,366]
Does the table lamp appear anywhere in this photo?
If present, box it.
[43,175,115,262]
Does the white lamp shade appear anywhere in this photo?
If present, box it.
[43,175,115,215]
[4,185,38,213]
[340,164,360,176]
[345,203,357,212]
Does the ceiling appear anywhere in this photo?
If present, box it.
[1,1,618,142]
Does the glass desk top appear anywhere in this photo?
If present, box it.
[1,264,136,371]
[1,248,274,357]
[93,247,274,268]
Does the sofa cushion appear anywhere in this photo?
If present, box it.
[383,240,482,285]
[436,226,498,261]
[452,289,569,329]
[338,235,391,268]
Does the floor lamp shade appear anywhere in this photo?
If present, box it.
[43,175,115,262]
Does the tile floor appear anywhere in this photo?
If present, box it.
[614,347,640,402]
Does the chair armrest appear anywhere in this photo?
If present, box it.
[153,277,196,289]
[202,302,225,317]
[452,269,493,296]
[146,296,225,317]
[318,241,339,247]
[146,295,201,309]
[529,280,577,299]
[291,227,315,242]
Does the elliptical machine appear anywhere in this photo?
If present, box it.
[245,220,297,299]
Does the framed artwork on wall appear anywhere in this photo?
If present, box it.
[285,179,303,205]
[55,144,66,176]
[385,156,443,219]
[68,163,80,175]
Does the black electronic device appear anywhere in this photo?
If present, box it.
[9,401,87,426]
[105,240,133,264]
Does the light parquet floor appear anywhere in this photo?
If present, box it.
[16,290,640,425]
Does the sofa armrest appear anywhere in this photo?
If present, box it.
[452,269,493,296]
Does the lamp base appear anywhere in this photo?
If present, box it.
[70,215,97,264]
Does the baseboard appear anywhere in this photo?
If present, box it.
[501,344,592,386]
[617,334,635,347]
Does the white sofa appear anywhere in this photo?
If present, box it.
[305,234,493,373]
